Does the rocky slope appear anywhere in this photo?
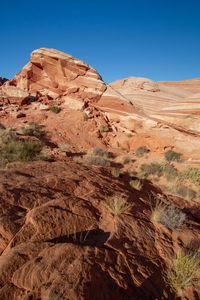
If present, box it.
[0,48,200,299]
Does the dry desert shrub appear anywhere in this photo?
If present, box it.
[104,195,132,215]
[99,125,109,133]
[21,122,44,138]
[110,168,123,178]
[92,147,109,158]
[83,156,111,167]
[175,185,196,201]
[0,128,17,144]
[165,150,182,162]
[135,145,148,157]
[139,162,163,178]
[50,105,61,114]
[116,155,131,165]
[151,200,186,231]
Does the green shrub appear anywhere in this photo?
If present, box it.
[92,147,109,158]
[21,122,44,138]
[126,133,133,138]
[104,195,132,215]
[139,162,163,178]
[182,166,200,186]
[83,156,111,167]
[163,251,200,296]
[50,105,61,114]
[99,125,109,133]
[129,179,142,191]
[135,146,148,157]
[0,140,43,166]
[165,150,181,162]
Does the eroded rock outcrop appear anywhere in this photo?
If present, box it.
[7,48,106,104]
[110,77,200,133]
[0,161,199,299]
[0,77,8,86]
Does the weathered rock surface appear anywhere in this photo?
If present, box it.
[0,161,199,299]
[1,48,200,160]
[0,48,200,299]
[8,48,106,102]
[110,76,200,133]
[1,85,29,105]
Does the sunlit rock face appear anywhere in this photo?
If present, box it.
[110,77,200,133]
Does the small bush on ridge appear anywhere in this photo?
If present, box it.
[139,162,163,178]
[99,125,109,133]
[92,147,109,158]
[116,156,131,165]
[135,146,148,157]
[21,122,44,138]
[111,168,123,178]
[176,185,196,201]
[0,140,43,166]
[165,150,181,162]
[83,156,111,167]
[0,128,17,144]
[50,105,61,114]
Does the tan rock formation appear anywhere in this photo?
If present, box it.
[8,48,107,103]
[1,85,29,105]
[110,77,200,133]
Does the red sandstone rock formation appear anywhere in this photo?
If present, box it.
[0,49,200,299]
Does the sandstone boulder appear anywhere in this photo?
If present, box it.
[8,48,107,103]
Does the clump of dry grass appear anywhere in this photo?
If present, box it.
[129,179,143,191]
[163,251,200,296]
[110,168,123,178]
[104,195,132,215]
[65,220,93,244]
[115,156,131,165]
[151,200,167,223]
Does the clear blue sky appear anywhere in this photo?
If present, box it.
[1,0,200,83]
